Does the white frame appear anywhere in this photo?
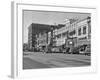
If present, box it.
[11,1,97,79]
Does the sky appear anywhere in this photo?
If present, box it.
[23,10,90,43]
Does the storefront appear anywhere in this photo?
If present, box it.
[77,37,91,47]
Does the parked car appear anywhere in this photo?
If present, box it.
[79,45,91,56]
[63,47,79,54]
[79,48,85,55]
[84,45,91,56]
[51,47,60,53]
[71,47,80,54]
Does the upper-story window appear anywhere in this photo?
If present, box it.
[56,34,61,38]
[69,30,76,36]
[78,28,81,36]
[83,26,86,34]
[62,32,67,37]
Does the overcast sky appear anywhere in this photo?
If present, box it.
[23,10,90,43]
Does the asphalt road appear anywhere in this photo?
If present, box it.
[23,52,91,69]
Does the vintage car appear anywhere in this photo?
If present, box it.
[79,45,91,56]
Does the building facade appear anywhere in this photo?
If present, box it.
[53,17,91,49]
[76,17,91,47]
[36,32,48,51]
[28,24,37,50]
[28,17,91,52]
[35,25,57,51]
[28,23,52,51]
[53,25,68,47]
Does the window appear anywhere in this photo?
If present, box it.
[83,26,86,34]
[62,32,67,37]
[69,30,76,36]
[57,34,61,38]
[78,28,81,36]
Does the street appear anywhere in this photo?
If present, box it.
[23,52,91,69]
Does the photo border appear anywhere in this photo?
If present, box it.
[11,1,97,78]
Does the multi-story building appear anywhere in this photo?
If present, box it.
[28,24,35,50]
[28,23,51,51]
[53,17,91,49]
[53,19,77,47]
[36,32,48,51]
[53,24,67,47]
[36,25,58,51]
[76,17,91,47]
